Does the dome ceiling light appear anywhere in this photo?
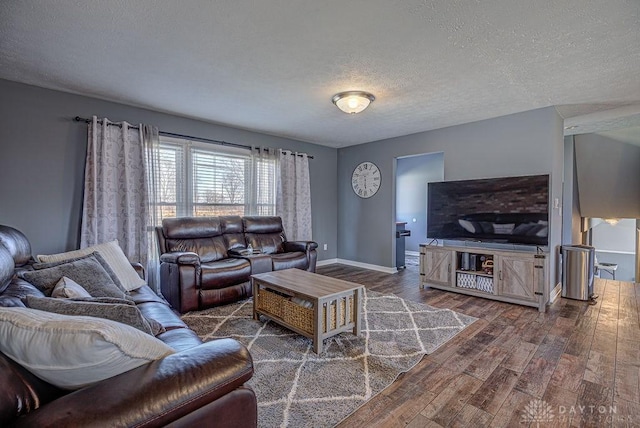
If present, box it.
[332,91,375,114]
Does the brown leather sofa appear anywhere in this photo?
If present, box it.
[156,215,318,313]
[0,225,257,427]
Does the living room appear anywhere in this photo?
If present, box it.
[1,1,639,427]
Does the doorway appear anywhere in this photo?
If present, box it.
[395,152,444,256]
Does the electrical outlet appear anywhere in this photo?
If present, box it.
[323,244,328,251]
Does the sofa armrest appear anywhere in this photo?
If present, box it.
[284,241,318,253]
[160,251,201,266]
[14,338,254,428]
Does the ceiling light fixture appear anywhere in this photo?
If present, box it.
[604,218,620,225]
[332,91,375,114]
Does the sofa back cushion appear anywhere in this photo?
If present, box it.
[243,216,286,255]
[161,217,228,262]
[0,225,32,268]
[0,246,13,294]
[221,216,246,251]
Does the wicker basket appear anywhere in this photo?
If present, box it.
[325,297,354,333]
[256,288,285,318]
[282,299,314,334]
[257,288,354,335]
[456,273,477,289]
[476,276,494,294]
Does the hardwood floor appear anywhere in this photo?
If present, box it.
[317,257,639,427]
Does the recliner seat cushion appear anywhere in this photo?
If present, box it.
[200,259,251,290]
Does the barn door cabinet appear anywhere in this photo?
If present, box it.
[420,244,547,312]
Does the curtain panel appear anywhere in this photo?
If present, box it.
[81,116,160,290]
[276,150,312,241]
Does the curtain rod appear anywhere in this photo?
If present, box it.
[73,116,313,159]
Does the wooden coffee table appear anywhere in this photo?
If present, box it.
[252,269,363,353]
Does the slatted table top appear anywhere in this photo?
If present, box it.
[251,268,363,300]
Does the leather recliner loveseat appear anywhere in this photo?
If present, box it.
[156,215,318,313]
[0,225,257,427]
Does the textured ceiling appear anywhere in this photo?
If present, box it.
[1,0,639,148]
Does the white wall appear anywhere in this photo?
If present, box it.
[592,219,636,281]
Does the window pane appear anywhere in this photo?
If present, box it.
[255,157,276,215]
[192,149,248,207]
[193,204,245,216]
[156,144,183,223]
[156,138,277,219]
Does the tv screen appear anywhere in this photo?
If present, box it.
[427,174,549,246]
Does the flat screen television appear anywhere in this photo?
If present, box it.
[427,174,550,246]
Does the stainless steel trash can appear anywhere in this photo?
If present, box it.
[561,245,595,301]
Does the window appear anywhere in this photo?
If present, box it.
[155,136,276,222]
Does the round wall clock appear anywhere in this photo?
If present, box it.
[351,161,381,198]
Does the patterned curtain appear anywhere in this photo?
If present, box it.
[276,150,312,240]
[81,116,160,290]
[142,124,161,292]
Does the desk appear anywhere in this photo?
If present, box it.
[596,262,618,280]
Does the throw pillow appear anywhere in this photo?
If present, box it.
[535,226,548,237]
[24,296,164,336]
[61,299,164,335]
[71,297,135,305]
[492,223,515,235]
[20,254,128,299]
[458,219,480,234]
[34,252,128,294]
[512,223,536,236]
[0,307,174,390]
[51,276,92,299]
[37,240,146,292]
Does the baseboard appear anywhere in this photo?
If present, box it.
[316,258,339,267]
[405,250,420,257]
[317,258,398,274]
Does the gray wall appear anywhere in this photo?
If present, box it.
[337,107,565,293]
[562,136,582,245]
[574,133,640,219]
[0,79,338,258]
[395,152,444,253]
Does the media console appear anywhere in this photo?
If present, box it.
[419,244,548,312]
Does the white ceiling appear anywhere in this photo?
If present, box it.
[1,0,639,148]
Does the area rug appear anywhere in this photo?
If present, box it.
[182,289,476,428]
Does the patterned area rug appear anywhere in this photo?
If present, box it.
[182,289,476,428]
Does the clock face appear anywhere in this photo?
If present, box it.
[351,161,381,198]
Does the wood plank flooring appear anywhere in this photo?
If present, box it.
[317,257,639,427]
